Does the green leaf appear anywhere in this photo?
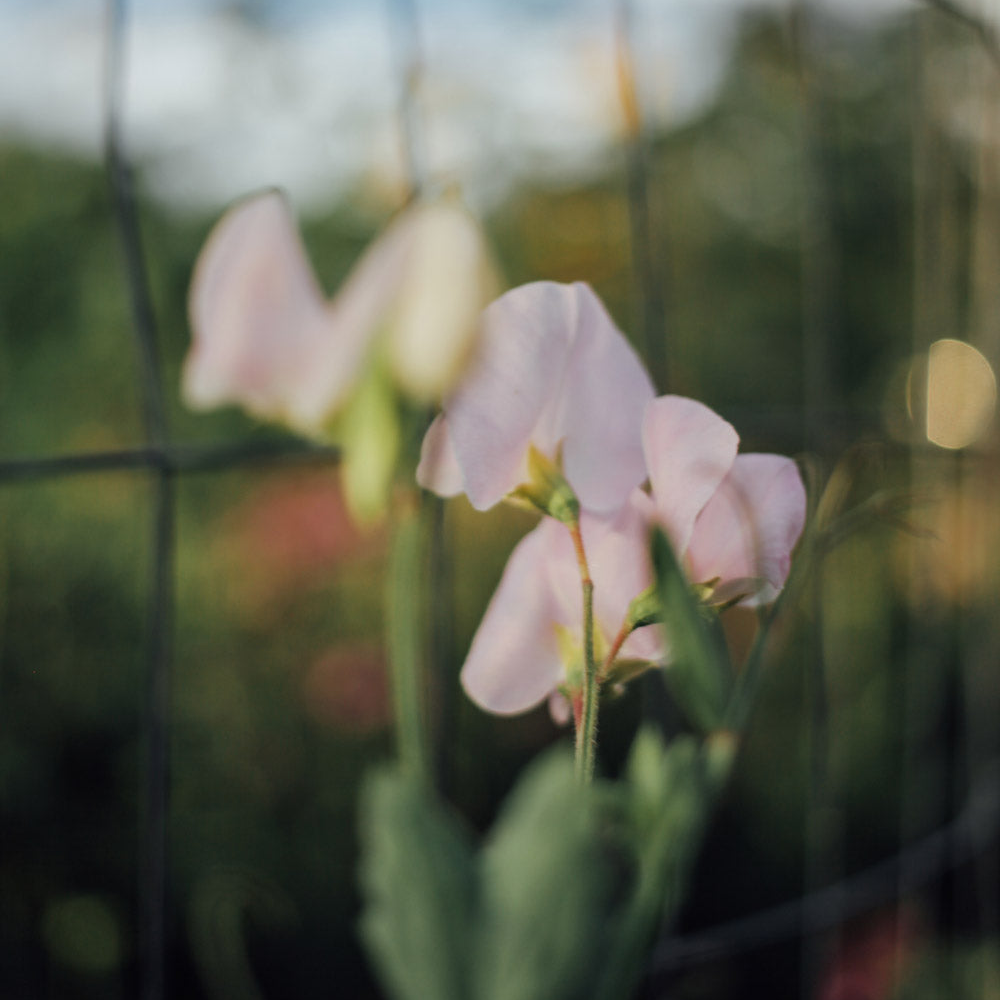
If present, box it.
[475,747,622,1000]
[627,732,708,883]
[357,766,475,1000]
[651,528,732,732]
[593,728,710,1000]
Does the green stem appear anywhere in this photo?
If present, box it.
[386,494,430,784]
[569,521,598,783]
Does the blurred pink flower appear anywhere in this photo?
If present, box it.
[301,644,391,735]
[184,190,494,433]
[416,281,655,514]
[816,908,920,1000]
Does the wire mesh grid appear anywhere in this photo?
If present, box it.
[2,1,999,998]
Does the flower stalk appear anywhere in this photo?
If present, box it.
[601,620,632,680]
[569,519,598,783]
[386,491,430,784]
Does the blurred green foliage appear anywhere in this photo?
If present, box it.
[2,7,999,999]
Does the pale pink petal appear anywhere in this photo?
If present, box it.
[686,453,806,606]
[415,414,464,497]
[444,282,573,510]
[587,491,666,664]
[643,395,739,554]
[620,623,667,663]
[388,202,496,402]
[539,283,656,513]
[544,493,664,662]
[285,206,419,430]
[548,690,572,727]
[533,516,583,630]
[587,493,660,656]
[184,191,330,421]
[460,521,566,715]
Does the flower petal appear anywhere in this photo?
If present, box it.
[685,453,806,606]
[544,492,664,662]
[460,520,567,715]
[415,413,464,497]
[444,282,574,510]
[587,493,659,656]
[541,283,656,513]
[388,202,497,402]
[643,395,739,554]
[284,205,418,431]
[184,190,330,422]
[548,690,573,727]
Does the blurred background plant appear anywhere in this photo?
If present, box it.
[2,0,1000,998]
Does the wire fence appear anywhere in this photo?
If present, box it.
[2,0,1000,998]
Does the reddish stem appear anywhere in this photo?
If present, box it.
[601,620,631,679]
[568,520,592,586]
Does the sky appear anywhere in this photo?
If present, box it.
[0,0,910,214]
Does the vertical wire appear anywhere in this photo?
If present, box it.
[963,45,1000,994]
[385,0,426,201]
[902,11,952,992]
[614,0,680,746]
[105,0,167,448]
[104,2,174,998]
[791,4,842,996]
[614,0,669,393]
[383,0,456,794]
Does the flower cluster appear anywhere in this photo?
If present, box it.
[183,190,804,727]
[184,189,496,519]
[418,281,806,720]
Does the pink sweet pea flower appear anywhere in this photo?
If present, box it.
[460,495,662,716]
[184,189,494,434]
[416,281,655,514]
[460,395,806,718]
[643,395,806,606]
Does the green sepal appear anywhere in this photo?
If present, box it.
[626,576,732,629]
[625,584,661,630]
[332,362,401,524]
[508,445,580,525]
[651,528,733,733]
[603,656,657,691]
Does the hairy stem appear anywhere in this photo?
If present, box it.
[569,520,598,782]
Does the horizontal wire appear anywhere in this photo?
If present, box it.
[649,760,1000,980]
[0,438,340,485]
[0,406,882,487]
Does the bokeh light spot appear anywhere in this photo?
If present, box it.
[905,339,996,449]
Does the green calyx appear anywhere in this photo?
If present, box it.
[626,576,732,632]
[509,445,580,525]
[325,359,402,524]
[624,585,661,631]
